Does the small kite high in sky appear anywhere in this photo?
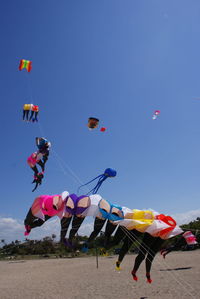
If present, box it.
[88,117,99,129]
[100,127,106,132]
[152,110,160,120]
[23,104,39,122]
[19,59,32,72]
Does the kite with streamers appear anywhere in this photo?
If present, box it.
[77,168,117,195]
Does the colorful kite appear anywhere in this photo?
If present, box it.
[27,138,51,191]
[23,182,185,284]
[183,231,197,245]
[77,168,117,195]
[24,191,69,236]
[23,104,39,122]
[19,59,32,72]
[60,194,91,248]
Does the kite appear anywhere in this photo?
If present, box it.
[27,138,51,191]
[23,104,39,122]
[36,137,51,150]
[19,59,32,72]
[183,230,197,245]
[88,117,99,129]
[24,191,69,236]
[77,168,117,195]
[23,104,33,121]
[23,181,185,283]
[112,208,183,283]
[152,110,160,120]
[30,105,39,122]
[160,230,198,258]
[114,209,182,239]
[60,194,91,248]
[100,127,106,132]
[98,199,123,221]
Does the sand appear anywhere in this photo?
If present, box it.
[0,250,199,299]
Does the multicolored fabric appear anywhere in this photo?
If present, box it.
[19,59,32,72]
[114,209,183,239]
[183,231,197,245]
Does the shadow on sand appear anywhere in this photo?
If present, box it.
[160,267,192,271]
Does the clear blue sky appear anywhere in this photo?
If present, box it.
[1,1,200,241]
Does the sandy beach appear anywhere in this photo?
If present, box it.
[0,250,199,299]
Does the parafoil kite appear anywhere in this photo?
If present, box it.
[24,191,69,235]
[88,117,99,129]
[23,104,39,122]
[60,194,91,248]
[183,231,197,245]
[30,105,39,122]
[23,192,90,249]
[27,138,51,191]
[19,59,32,72]
[114,209,182,239]
[152,110,160,120]
[160,230,198,259]
[23,183,185,284]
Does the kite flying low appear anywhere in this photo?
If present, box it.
[23,188,195,284]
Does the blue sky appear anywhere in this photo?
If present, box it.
[1,0,200,242]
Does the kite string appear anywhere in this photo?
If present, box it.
[120,228,196,298]
[51,148,88,188]
[63,221,197,298]
[33,117,197,298]
[37,120,88,189]
[36,211,197,298]
[26,71,34,103]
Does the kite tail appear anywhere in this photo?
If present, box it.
[77,174,103,195]
[77,168,117,195]
[89,175,107,194]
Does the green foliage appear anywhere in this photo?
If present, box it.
[0,218,199,259]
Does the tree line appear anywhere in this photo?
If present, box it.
[0,218,200,259]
